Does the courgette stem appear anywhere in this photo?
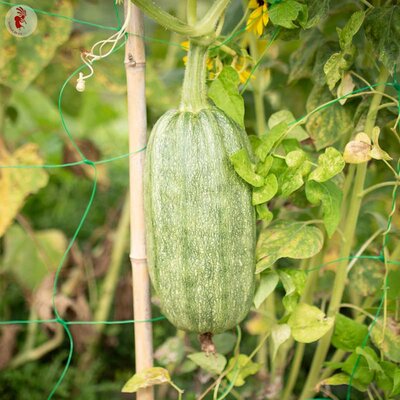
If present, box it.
[299,67,390,400]
[180,41,210,112]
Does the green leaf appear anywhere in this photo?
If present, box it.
[392,368,400,396]
[270,324,291,360]
[278,269,306,313]
[268,110,308,141]
[339,11,365,50]
[252,174,278,205]
[376,361,397,393]
[341,350,375,386]
[254,271,279,309]
[256,221,324,273]
[213,333,237,355]
[188,353,227,375]
[0,2,73,90]
[305,180,342,237]
[154,337,185,366]
[306,84,353,150]
[256,204,273,224]
[323,11,364,90]
[365,6,400,72]
[332,314,369,352]
[227,355,261,387]
[288,303,334,343]
[355,347,383,374]
[256,155,274,177]
[289,29,324,83]
[309,147,345,182]
[269,0,307,29]
[208,66,244,126]
[122,367,171,393]
[303,0,329,28]
[249,135,262,153]
[371,318,400,363]
[3,224,67,291]
[230,149,264,187]
[279,150,311,197]
[324,52,352,91]
[319,373,368,392]
[255,122,289,162]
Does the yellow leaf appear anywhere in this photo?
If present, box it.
[0,144,48,237]
[121,367,171,393]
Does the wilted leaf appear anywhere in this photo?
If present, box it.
[208,66,244,126]
[305,180,342,237]
[309,147,345,182]
[343,132,372,164]
[188,352,227,375]
[227,355,261,387]
[369,126,392,161]
[371,318,400,363]
[365,6,400,72]
[0,144,48,237]
[256,221,324,273]
[0,2,73,90]
[306,84,353,150]
[288,303,334,343]
[230,149,264,187]
[122,367,171,393]
[270,324,291,360]
[332,314,369,351]
[254,271,279,309]
[3,224,67,291]
[252,174,278,205]
[337,73,355,105]
[268,110,308,141]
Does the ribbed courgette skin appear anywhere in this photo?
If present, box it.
[144,107,255,334]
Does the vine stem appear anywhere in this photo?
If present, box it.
[299,67,390,400]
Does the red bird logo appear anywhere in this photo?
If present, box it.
[14,7,27,29]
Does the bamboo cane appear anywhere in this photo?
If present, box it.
[124,2,154,400]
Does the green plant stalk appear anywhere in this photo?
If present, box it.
[249,34,266,136]
[180,40,210,112]
[187,0,197,25]
[281,251,325,400]
[130,0,229,37]
[299,67,390,400]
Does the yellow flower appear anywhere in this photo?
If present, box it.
[246,0,269,37]
[231,56,254,84]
